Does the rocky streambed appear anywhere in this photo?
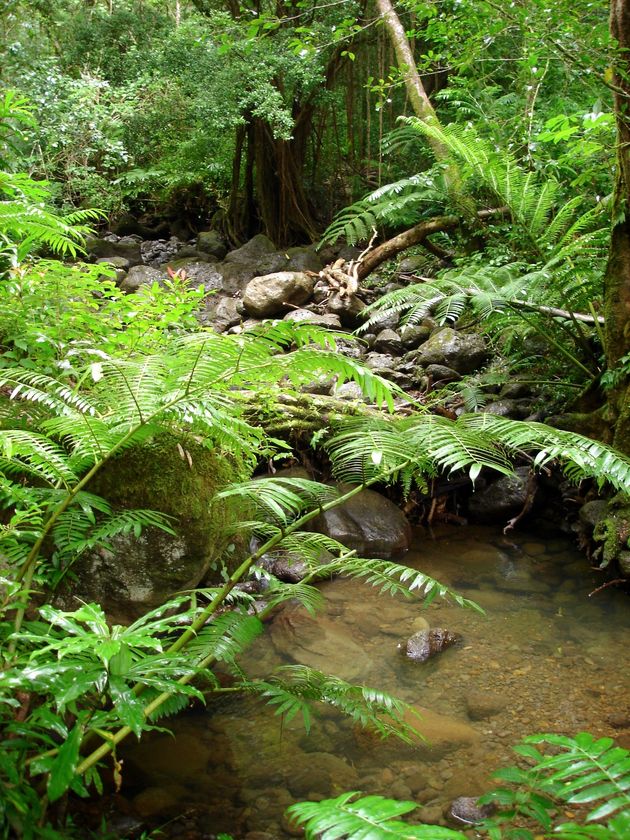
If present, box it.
[99,525,630,839]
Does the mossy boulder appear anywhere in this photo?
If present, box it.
[65,435,249,621]
[592,493,630,578]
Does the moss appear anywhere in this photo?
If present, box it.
[89,433,251,570]
[593,506,630,573]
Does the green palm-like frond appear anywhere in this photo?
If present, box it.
[287,791,465,839]
[461,414,630,491]
[255,664,417,741]
[322,554,483,612]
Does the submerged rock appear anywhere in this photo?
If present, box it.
[447,796,496,825]
[404,628,459,662]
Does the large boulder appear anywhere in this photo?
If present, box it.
[197,229,228,261]
[224,234,286,275]
[270,609,372,681]
[411,327,489,374]
[243,271,314,318]
[63,435,247,621]
[311,485,412,558]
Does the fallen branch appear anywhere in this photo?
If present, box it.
[356,207,509,280]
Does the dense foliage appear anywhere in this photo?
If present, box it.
[1,0,629,837]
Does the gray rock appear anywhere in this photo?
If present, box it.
[334,382,366,401]
[311,485,412,558]
[483,399,529,419]
[425,364,461,383]
[468,467,533,524]
[119,265,164,293]
[283,308,342,329]
[96,256,129,285]
[398,254,435,275]
[282,246,324,272]
[400,324,431,348]
[579,500,610,530]
[412,327,489,374]
[367,311,400,332]
[141,237,182,267]
[243,271,314,317]
[259,554,309,582]
[365,352,397,372]
[404,628,458,662]
[173,245,211,262]
[211,295,245,332]
[326,292,366,327]
[447,797,495,826]
[86,233,143,266]
[224,234,287,275]
[197,229,228,260]
[374,329,403,354]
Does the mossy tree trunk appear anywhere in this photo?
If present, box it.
[604,0,630,453]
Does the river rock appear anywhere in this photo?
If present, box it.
[96,256,129,284]
[355,705,481,759]
[400,324,431,348]
[270,610,372,682]
[224,234,287,275]
[464,690,506,720]
[311,485,412,558]
[283,308,342,329]
[141,236,183,267]
[59,435,245,621]
[447,796,495,825]
[374,329,403,354]
[579,499,609,530]
[411,327,489,374]
[197,229,228,260]
[243,271,314,318]
[198,293,245,331]
[468,467,533,524]
[425,364,461,383]
[404,628,459,662]
[286,752,358,797]
[86,233,143,266]
[119,264,164,293]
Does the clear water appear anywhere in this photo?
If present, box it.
[117,526,630,838]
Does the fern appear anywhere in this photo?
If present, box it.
[287,791,464,838]
[287,733,630,840]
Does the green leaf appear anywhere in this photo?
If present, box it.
[46,723,82,802]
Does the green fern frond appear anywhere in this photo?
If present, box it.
[185,612,264,665]
[323,554,483,612]
[256,664,417,742]
[461,414,630,492]
[217,477,339,528]
[287,792,465,839]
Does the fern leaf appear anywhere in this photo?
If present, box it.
[287,791,466,839]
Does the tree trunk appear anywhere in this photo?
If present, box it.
[375,0,448,161]
[604,0,630,452]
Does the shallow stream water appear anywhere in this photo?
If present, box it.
[116,526,630,838]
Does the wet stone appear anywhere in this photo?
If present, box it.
[465,690,506,721]
[447,796,496,825]
[404,628,459,662]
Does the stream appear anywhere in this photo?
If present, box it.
[113,526,630,839]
